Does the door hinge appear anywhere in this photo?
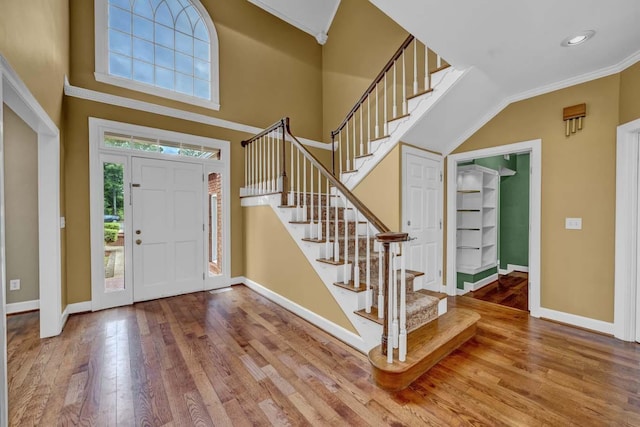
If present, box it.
[203,224,205,231]
[203,273,205,280]
[439,270,442,277]
[439,219,442,229]
[203,173,205,182]
[440,171,443,182]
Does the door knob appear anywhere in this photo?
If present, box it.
[136,230,141,234]
[136,239,142,245]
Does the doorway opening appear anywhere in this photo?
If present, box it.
[456,152,530,312]
[446,139,541,318]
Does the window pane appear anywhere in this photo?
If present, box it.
[133,15,153,41]
[194,39,209,61]
[109,29,132,56]
[154,23,174,48]
[155,2,174,26]
[194,78,210,99]
[185,6,201,30]
[156,66,174,90]
[165,0,184,17]
[193,19,209,42]
[109,5,132,33]
[132,0,153,18]
[109,0,131,9]
[175,31,193,55]
[133,37,154,62]
[103,161,126,292]
[208,173,222,276]
[194,59,209,80]
[175,72,193,95]
[175,52,193,74]
[175,11,192,35]
[133,60,154,84]
[155,44,174,68]
[109,53,132,78]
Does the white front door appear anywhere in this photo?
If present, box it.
[402,146,443,291]
[132,157,204,302]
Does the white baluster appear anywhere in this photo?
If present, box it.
[310,159,314,238]
[402,50,407,115]
[333,188,339,263]
[354,209,360,289]
[425,44,430,91]
[383,73,388,135]
[399,241,407,362]
[392,246,399,349]
[392,60,397,119]
[326,177,332,258]
[339,130,343,176]
[437,53,442,69]
[258,137,262,194]
[251,142,255,195]
[262,137,266,194]
[378,244,384,319]
[343,199,349,285]
[276,131,281,192]
[345,121,350,171]
[317,168,322,239]
[352,116,356,169]
[359,107,363,157]
[365,223,371,313]
[296,148,301,217]
[387,248,394,364]
[244,142,247,195]
[413,38,418,95]
[289,138,294,205]
[267,134,272,193]
[302,154,307,221]
[375,82,379,139]
[367,95,371,153]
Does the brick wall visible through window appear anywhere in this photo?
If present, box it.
[208,172,222,275]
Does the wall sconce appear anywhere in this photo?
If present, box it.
[563,103,586,137]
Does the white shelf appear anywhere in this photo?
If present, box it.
[456,164,499,275]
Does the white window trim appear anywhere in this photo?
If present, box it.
[94,0,221,110]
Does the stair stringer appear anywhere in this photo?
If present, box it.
[241,194,382,354]
[340,66,466,190]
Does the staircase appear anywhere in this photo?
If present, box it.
[240,35,479,391]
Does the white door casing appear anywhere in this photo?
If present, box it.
[132,157,204,302]
[402,146,443,291]
[446,139,541,318]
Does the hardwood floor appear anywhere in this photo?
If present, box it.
[468,272,529,311]
[7,285,640,426]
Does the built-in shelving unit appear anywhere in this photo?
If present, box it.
[456,164,499,275]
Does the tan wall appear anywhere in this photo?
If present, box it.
[243,205,356,333]
[3,106,40,304]
[0,0,69,128]
[69,0,323,140]
[453,75,620,322]
[352,145,401,231]
[321,0,408,142]
[619,61,640,124]
[64,97,250,303]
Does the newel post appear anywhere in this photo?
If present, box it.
[280,119,288,206]
[376,231,408,356]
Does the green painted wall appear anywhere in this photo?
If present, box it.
[473,154,517,171]
[457,267,498,289]
[500,153,530,269]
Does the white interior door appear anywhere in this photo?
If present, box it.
[132,157,204,302]
[402,146,443,291]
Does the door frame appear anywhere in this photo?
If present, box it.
[89,118,230,310]
[401,144,444,289]
[614,118,640,342]
[446,139,542,318]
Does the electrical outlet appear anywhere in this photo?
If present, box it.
[9,279,20,291]
[565,217,582,230]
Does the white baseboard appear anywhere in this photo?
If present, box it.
[6,299,39,314]
[60,301,92,331]
[538,307,614,336]
[498,268,510,275]
[242,277,368,353]
[508,264,529,273]
[464,273,498,292]
[230,276,244,286]
[456,288,469,296]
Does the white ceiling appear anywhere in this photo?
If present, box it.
[369,0,640,98]
[247,0,340,44]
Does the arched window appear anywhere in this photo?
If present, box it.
[95,0,220,110]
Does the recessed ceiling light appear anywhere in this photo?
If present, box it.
[561,30,596,47]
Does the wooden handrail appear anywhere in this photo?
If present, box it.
[283,118,392,234]
[330,35,415,138]
[241,118,286,147]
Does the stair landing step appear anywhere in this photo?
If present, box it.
[416,289,447,300]
[368,308,480,391]
[355,307,382,324]
[333,280,368,293]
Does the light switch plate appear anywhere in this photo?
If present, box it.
[9,279,20,291]
[565,217,582,230]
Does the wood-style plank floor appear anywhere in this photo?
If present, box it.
[7,285,640,426]
[468,272,529,311]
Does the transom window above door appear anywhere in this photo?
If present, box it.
[95,0,220,110]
